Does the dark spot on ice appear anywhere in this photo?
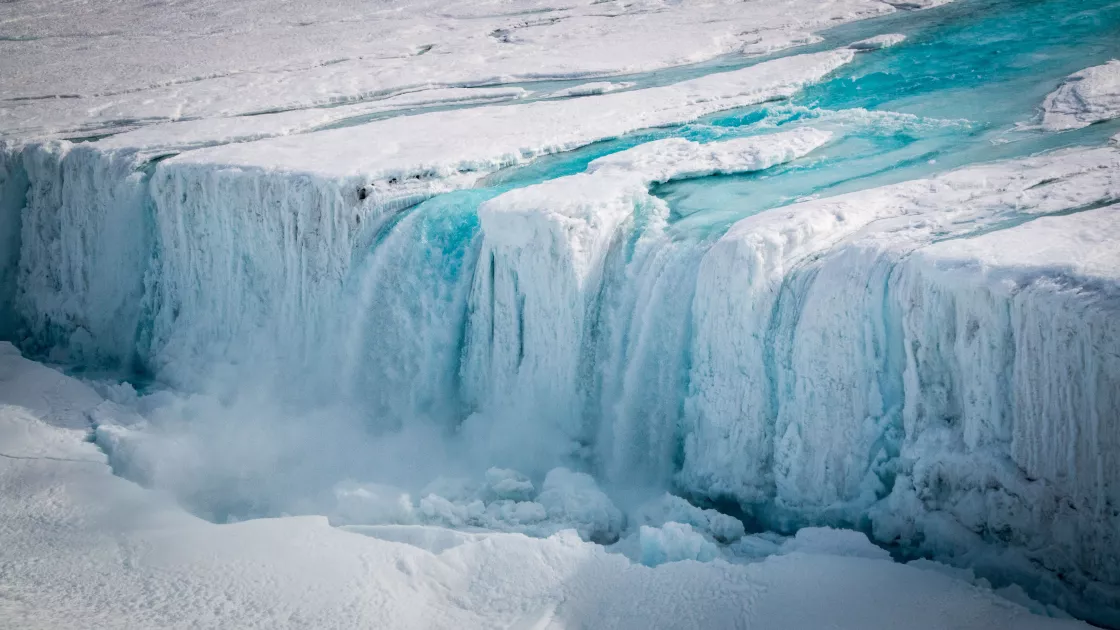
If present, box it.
[490,28,513,43]
[1027,177,1062,190]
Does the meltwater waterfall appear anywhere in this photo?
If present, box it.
[3,0,1120,624]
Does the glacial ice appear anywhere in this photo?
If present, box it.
[4,0,1120,626]
[0,50,854,387]
[15,129,1115,622]
[461,129,831,468]
[1041,61,1120,131]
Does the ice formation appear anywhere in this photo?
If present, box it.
[4,0,1120,627]
[462,129,832,468]
[1041,60,1120,131]
[2,50,855,389]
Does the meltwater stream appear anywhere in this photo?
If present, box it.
[3,0,1120,624]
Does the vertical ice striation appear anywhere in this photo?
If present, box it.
[676,147,1120,616]
[462,173,654,465]
[144,163,368,391]
[341,190,484,428]
[878,206,1120,601]
[0,143,27,338]
[461,129,832,472]
[683,147,1120,521]
[10,142,150,366]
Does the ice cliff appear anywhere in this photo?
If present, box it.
[4,3,1120,624]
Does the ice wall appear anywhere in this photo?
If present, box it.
[879,206,1120,612]
[4,86,1120,623]
[2,49,857,393]
[461,129,832,472]
[5,142,151,366]
[680,148,1120,618]
[144,163,369,391]
[0,143,26,337]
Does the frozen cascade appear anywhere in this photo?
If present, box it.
[341,189,484,427]
[3,11,1120,619]
[685,147,1120,512]
[5,142,151,366]
[0,144,26,336]
[5,119,1120,620]
[1,48,857,392]
[460,129,832,472]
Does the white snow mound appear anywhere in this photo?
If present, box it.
[1041,60,1120,131]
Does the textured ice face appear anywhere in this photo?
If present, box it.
[1041,60,1120,131]
[4,0,1120,625]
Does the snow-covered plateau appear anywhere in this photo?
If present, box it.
[3,0,1120,628]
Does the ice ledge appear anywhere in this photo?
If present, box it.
[1041,60,1120,131]
[161,50,855,183]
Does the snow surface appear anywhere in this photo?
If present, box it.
[163,49,854,181]
[0,341,1088,630]
[0,0,917,139]
[1041,60,1120,131]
